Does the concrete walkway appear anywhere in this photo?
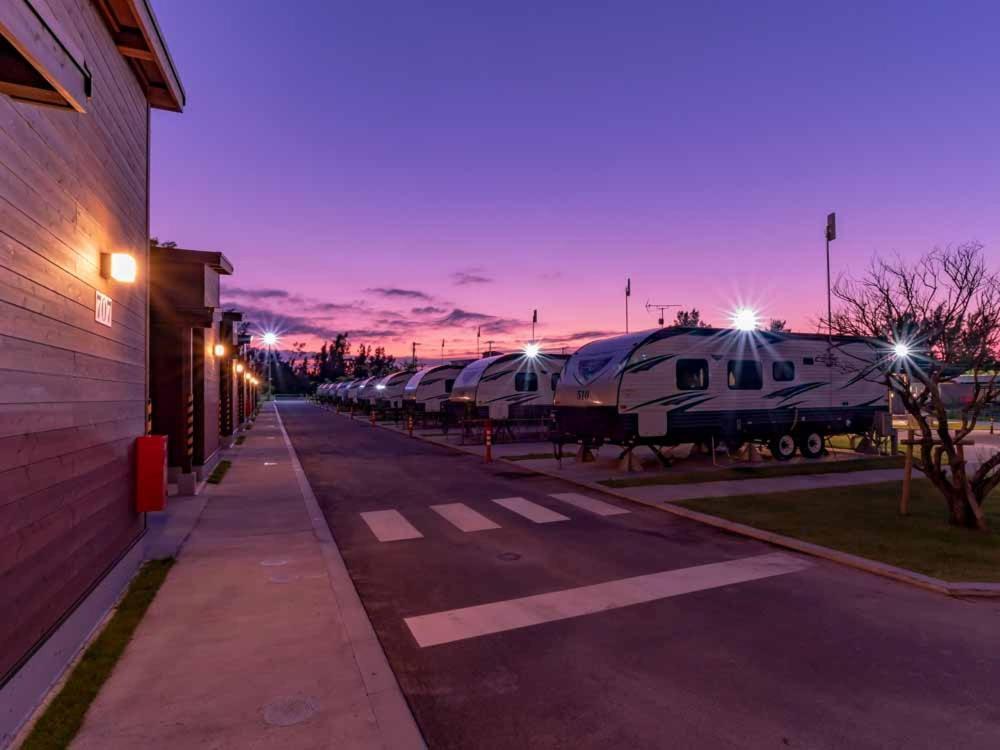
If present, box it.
[71,405,423,750]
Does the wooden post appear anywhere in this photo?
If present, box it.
[407,414,414,438]
[484,419,493,463]
[900,428,914,516]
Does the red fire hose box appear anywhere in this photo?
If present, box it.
[136,435,167,512]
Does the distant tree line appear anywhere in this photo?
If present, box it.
[244,331,398,394]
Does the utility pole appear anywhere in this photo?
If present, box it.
[531,309,537,342]
[625,278,631,334]
[476,326,481,356]
[411,341,419,367]
[825,212,836,344]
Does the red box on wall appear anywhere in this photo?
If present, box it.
[136,435,168,512]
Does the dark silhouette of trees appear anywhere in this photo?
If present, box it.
[673,308,710,327]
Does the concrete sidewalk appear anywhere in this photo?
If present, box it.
[70,405,423,750]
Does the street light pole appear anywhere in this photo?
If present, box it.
[825,212,836,344]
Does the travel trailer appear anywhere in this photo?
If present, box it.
[372,370,415,409]
[553,327,888,459]
[334,380,354,404]
[447,352,570,422]
[402,363,469,415]
[346,377,371,404]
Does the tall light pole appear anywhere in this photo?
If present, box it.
[825,212,836,344]
[262,331,278,399]
[625,278,631,334]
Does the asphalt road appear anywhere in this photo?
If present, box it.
[277,401,1000,750]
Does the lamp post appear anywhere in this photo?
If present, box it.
[825,212,836,344]
[261,332,278,400]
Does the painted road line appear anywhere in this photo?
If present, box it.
[549,492,630,517]
[431,503,501,532]
[405,552,810,647]
[491,496,569,524]
[360,510,424,542]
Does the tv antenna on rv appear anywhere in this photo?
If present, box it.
[645,301,681,327]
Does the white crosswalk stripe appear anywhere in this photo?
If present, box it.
[360,510,424,542]
[431,503,501,532]
[549,492,629,516]
[491,496,569,524]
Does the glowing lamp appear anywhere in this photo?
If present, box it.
[375,384,386,390]
[213,343,226,357]
[731,308,759,332]
[244,372,252,381]
[100,252,137,283]
[236,363,245,374]
[261,332,279,347]
[523,342,541,358]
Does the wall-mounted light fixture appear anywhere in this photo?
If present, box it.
[244,372,252,381]
[235,363,245,374]
[100,253,137,283]
[213,343,226,357]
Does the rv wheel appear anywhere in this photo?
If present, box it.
[798,431,824,459]
[769,433,796,461]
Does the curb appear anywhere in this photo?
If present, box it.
[316,402,1000,600]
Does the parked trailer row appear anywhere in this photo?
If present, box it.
[315,327,893,459]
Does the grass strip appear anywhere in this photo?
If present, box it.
[206,459,232,484]
[600,455,904,488]
[680,481,1000,582]
[22,559,175,750]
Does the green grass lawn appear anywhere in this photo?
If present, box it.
[600,455,904,489]
[22,560,174,749]
[206,460,232,484]
[680,480,1000,582]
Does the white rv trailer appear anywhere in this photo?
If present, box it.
[316,383,332,402]
[333,380,354,404]
[372,370,415,409]
[553,327,888,459]
[346,377,371,404]
[402,363,468,414]
[447,352,570,421]
[354,376,380,406]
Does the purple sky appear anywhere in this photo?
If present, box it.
[150,1,1000,358]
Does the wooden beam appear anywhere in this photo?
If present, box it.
[0,0,90,112]
[114,27,154,61]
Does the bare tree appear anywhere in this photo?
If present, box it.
[830,243,1000,529]
[768,318,788,332]
[673,308,710,327]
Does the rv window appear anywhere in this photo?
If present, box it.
[514,372,538,392]
[577,356,613,381]
[803,357,814,365]
[772,361,795,382]
[676,359,709,390]
[444,379,455,393]
[727,360,763,390]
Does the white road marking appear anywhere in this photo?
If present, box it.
[491,496,569,524]
[360,510,424,542]
[405,552,810,647]
[431,503,501,532]
[549,492,629,517]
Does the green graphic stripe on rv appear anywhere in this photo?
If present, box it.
[621,354,675,374]
[764,382,826,401]
[667,396,716,413]
[623,391,704,412]
[480,369,515,383]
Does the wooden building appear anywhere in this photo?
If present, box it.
[0,1,183,742]
[149,246,234,490]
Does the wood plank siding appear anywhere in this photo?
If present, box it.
[0,0,160,684]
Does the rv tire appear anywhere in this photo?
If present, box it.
[798,431,824,459]
[769,433,797,461]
